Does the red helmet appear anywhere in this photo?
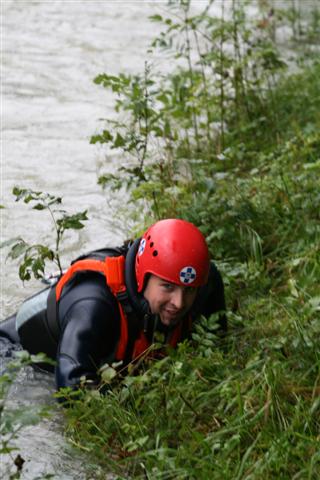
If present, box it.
[135,219,210,292]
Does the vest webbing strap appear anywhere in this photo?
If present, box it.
[55,256,128,360]
[55,257,126,301]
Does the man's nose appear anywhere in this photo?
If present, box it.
[171,289,185,310]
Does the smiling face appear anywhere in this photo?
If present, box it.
[143,274,198,327]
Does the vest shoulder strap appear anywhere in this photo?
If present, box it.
[55,256,126,301]
[47,255,130,359]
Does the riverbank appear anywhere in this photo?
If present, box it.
[63,62,320,479]
[62,2,320,478]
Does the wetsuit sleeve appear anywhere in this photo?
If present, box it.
[55,274,120,391]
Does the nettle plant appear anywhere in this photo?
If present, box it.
[2,187,88,282]
[90,0,296,221]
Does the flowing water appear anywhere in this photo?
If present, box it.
[1,1,167,477]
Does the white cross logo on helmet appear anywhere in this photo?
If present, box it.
[179,266,197,284]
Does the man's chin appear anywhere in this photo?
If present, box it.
[160,313,182,327]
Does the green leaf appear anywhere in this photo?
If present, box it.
[32,203,46,210]
[0,237,24,249]
[113,133,126,148]
[12,187,62,208]
[13,350,32,362]
[90,129,113,144]
[149,14,163,22]
[308,296,320,311]
[157,93,169,105]
[98,173,123,191]
[30,352,56,366]
[57,211,88,230]
[32,257,45,278]
[7,239,29,259]
[12,186,28,200]
[125,435,149,452]
[19,258,32,281]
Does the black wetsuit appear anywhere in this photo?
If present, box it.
[0,240,227,390]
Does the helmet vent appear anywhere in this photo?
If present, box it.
[152,250,158,257]
[150,242,154,248]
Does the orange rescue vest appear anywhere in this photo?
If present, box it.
[55,255,188,362]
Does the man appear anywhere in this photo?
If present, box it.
[0,219,226,390]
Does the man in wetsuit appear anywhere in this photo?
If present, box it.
[0,219,227,391]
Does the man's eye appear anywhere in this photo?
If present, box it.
[185,287,196,295]
[162,283,173,291]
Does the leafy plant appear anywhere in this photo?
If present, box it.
[90,0,320,229]
[1,187,88,281]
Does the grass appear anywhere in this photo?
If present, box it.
[62,63,320,476]
[63,291,319,479]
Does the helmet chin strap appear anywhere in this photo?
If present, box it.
[150,314,173,345]
[125,238,151,317]
[150,314,159,343]
[125,239,182,339]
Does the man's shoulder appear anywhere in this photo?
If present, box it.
[71,245,128,264]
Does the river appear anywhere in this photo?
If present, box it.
[1,1,166,478]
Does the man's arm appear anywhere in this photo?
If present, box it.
[56,275,121,390]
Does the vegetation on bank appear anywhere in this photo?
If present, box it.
[64,85,320,478]
[62,1,320,478]
[1,0,319,478]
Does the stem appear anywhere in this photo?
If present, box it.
[297,0,303,37]
[140,62,150,173]
[184,127,191,156]
[232,0,240,125]
[219,1,225,151]
[193,27,212,154]
[183,5,200,151]
[47,205,63,274]
[232,0,249,125]
[191,0,215,119]
[152,191,161,221]
[55,229,63,274]
[179,392,211,428]
[291,0,297,40]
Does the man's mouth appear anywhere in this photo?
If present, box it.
[164,308,180,317]
[163,308,183,319]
